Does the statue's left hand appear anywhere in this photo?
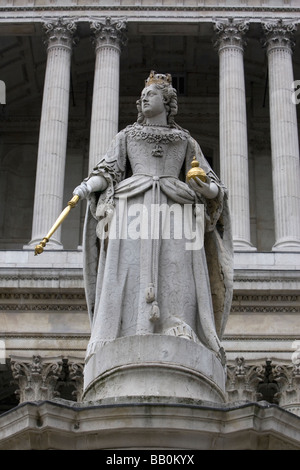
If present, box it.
[188,176,219,199]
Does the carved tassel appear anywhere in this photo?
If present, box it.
[145,283,155,303]
[149,301,160,322]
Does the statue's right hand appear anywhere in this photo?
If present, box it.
[73,175,108,199]
[73,182,91,200]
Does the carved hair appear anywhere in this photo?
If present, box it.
[136,83,178,127]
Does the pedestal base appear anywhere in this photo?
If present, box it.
[272,237,300,252]
[83,335,226,404]
[1,399,300,450]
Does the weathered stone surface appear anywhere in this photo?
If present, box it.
[0,399,299,450]
[83,335,226,404]
[1,0,300,450]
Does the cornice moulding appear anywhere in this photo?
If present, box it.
[1,7,300,26]
[1,5,300,12]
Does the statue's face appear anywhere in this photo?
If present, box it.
[141,85,166,118]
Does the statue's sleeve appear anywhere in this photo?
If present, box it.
[185,136,225,234]
[87,130,127,182]
[185,136,233,339]
[85,130,127,220]
[82,130,127,324]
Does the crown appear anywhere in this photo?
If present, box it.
[145,70,172,87]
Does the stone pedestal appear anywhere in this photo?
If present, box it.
[1,399,300,450]
[82,335,226,404]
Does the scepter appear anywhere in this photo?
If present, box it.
[34,194,80,256]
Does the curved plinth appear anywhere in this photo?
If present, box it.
[83,335,226,404]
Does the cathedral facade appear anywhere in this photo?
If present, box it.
[0,0,300,448]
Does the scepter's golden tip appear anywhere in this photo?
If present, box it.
[34,238,48,255]
[34,244,44,256]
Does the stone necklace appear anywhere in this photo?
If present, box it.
[125,123,189,158]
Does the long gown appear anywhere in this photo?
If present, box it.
[83,123,233,360]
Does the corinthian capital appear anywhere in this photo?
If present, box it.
[273,363,300,416]
[10,355,64,403]
[262,19,297,52]
[226,357,264,403]
[214,18,249,52]
[43,18,77,50]
[91,17,127,51]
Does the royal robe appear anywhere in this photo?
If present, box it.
[83,124,233,360]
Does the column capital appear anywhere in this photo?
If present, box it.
[68,359,84,402]
[226,357,264,403]
[10,355,64,403]
[214,18,249,52]
[43,18,77,51]
[273,363,300,416]
[262,19,297,53]
[90,17,127,52]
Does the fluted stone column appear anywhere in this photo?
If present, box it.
[214,19,255,251]
[27,20,76,249]
[89,18,127,172]
[263,20,300,251]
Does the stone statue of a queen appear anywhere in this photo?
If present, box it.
[74,71,233,368]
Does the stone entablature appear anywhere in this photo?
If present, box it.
[1,0,300,11]
[1,2,300,27]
